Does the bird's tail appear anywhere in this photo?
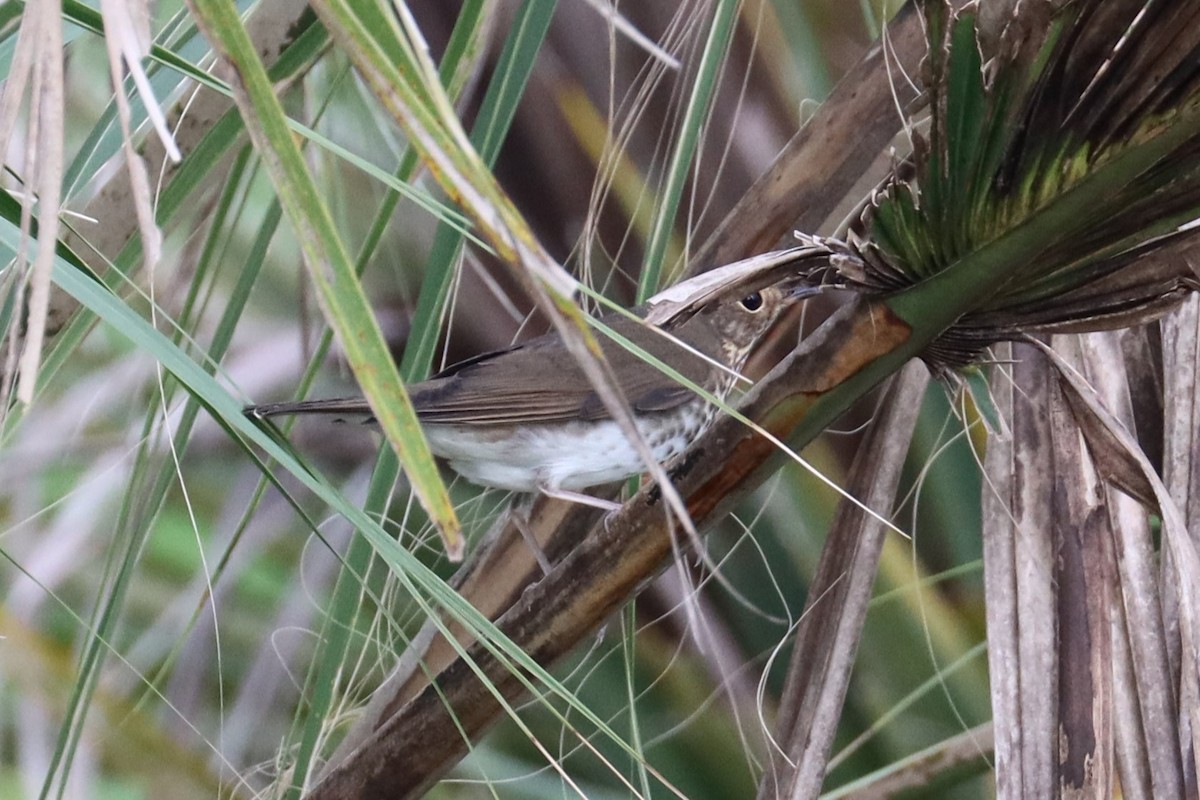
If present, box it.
[244,397,376,423]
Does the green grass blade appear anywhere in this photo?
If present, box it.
[187,0,462,553]
[402,0,557,378]
[638,0,738,301]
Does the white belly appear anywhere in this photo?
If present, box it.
[422,406,711,492]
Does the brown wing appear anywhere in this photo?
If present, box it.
[410,314,716,425]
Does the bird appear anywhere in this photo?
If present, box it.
[246,248,824,509]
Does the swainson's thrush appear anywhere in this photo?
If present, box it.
[247,248,823,506]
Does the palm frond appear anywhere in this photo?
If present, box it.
[833,1,1200,366]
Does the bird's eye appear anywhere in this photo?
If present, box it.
[740,291,764,311]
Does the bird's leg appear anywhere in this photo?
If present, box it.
[534,480,624,513]
[509,497,553,577]
[501,485,623,578]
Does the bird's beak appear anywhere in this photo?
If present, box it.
[782,276,824,301]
